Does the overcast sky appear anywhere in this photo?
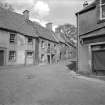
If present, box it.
[1,0,94,26]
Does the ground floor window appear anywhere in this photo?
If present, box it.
[41,54,44,62]
[9,51,16,62]
[27,51,33,58]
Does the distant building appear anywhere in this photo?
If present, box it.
[32,22,59,64]
[76,0,105,74]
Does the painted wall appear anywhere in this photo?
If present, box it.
[79,8,97,35]
[0,30,9,65]
[0,29,38,66]
[78,42,91,73]
[16,34,26,65]
[0,30,9,48]
[79,0,105,36]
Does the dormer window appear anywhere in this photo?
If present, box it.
[100,0,105,19]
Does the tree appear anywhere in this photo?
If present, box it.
[0,1,14,11]
[55,24,77,46]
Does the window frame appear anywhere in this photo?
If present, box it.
[26,51,33,58]
[27,36,33,44]
[10,33,16,43]
[100,0,105,20]
[41,40,45,48]
[8,50,16,62]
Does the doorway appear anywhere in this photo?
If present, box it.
[47,55,50,64]
[92,50,105,74]
[0,50,4,66]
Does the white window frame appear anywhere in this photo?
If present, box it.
[9,50,16,62]
[10,33,16,43]
[100,0,105,20]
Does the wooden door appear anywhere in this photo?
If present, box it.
[0,50,4,66]
[92,50,105,71]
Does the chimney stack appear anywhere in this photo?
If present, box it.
[23,10,29,20]
[83,1,88,8]
[46,23,53,31]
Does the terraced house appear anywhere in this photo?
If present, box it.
[76,0,105,75]
[0,7,60,66]
[0,8,39,66]
[33,22,59,64]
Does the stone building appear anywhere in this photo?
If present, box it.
[76,0,105,74]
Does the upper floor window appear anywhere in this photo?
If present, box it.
[48,43,50,49]
[41,41,45,48]
[28,37,33,44]
[54,44,56,47]
[100,0,105,19]
[10,33,16,43]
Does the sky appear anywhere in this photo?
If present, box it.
[1,0,94,27]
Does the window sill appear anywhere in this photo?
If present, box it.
[97,18,105,24]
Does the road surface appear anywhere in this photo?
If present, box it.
[0,63,105,105]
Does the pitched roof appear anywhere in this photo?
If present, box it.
[32,22,57,42]
[55,32,65,43]
[76,1,96,15]
[0,7,37,37]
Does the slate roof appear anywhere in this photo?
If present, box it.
[0,7,37,37]
[32,22,57,42]
[0,7,62,42]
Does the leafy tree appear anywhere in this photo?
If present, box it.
[55,24,77,45]
[0,1,14,11]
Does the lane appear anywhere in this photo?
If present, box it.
[0,63,105,105]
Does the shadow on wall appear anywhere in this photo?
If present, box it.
[66,61,77,72]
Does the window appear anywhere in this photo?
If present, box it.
[41,41,45,48]
[27,51,33,57]
[28,37,33,44]
[54,44,56,47]
[9,51,16,61]
[41,54,44,62]
[10,33,16,43]
[48,43,50,49]
[100,0,105,19]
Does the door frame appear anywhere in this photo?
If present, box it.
[0,47,6,66]
[89,42,105,73]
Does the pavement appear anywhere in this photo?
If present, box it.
[0,62,105,105]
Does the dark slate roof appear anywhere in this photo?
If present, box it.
[0,7,37,37]
[32,22,57,42]
[76,1,96,15]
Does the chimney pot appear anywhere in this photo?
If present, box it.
[46,23,53,31]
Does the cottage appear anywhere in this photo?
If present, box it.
[76,0,105,74]
[0,7,38,66]
[32,22,59,64]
